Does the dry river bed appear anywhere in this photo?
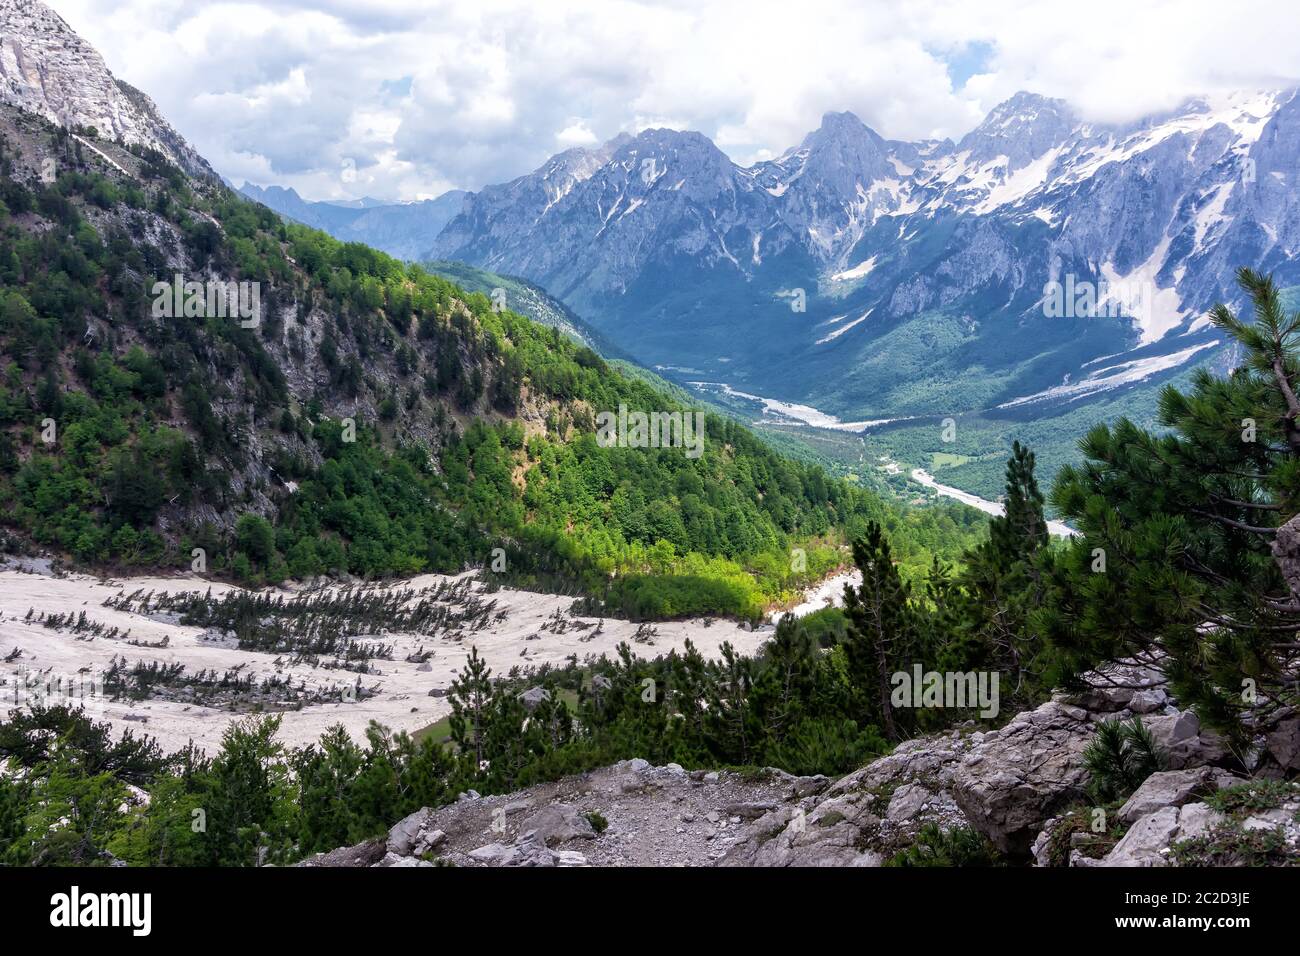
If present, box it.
[0,565,775,754]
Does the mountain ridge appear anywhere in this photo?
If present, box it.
[399,86,1300,506]
[0,0,214,178]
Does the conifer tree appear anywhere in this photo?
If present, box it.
[705,643,759,763]
[750,616,820,748]
[842,521,914,739]
[991,440,1049,566]
[448,646,493,773]
[1041,268,1300,746]
[956,441,1052,701]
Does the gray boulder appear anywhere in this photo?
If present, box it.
[788,775,830,799]
[467,842,516,865]
[1265,717,1300,771]
[519,803,597,846]
[1100,803,1223,867]
[413,828,446,856]
[1127,688,1169,714]
[1117,768,1243,824]
[1142,711,1230,769]
[886,783,933,823]
[387,807,436,856]
[952,701,1093,854]
[520,686,551,711]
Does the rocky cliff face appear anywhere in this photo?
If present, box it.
[304,658,1300,868]
[0,0,212,178]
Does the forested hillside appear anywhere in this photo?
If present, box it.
[0,103,984,620]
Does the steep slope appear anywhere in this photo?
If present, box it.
[0,0,212,178]
[419,259,611,353]
[0,4,989,622]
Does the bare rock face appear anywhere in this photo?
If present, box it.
[951,702,1093,855]
[0,0,213,177]
[1265,716,1300,772]
[1142,711,1231,770]
[1100,803,1224,867]
[1270,513,1300,602]
[1116,768,1244,825]
[718,732,976,867]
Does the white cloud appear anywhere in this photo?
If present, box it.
[555,121,599,147]
[49,0,1300,200]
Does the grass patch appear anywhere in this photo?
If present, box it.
[930,452,972,470]
[1172,822,1294,867]
[1205,780,1300,816]
[884,824,1005,867]
[1039,802,1128,867]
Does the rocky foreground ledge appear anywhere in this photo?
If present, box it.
[298,660,1300,867]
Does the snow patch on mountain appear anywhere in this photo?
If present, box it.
[999,340,1220,408]
[830,256,877,282]
[816,310,871,343]
[1099,236,1187,345]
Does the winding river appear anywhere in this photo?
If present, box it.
[910,468,1077,537]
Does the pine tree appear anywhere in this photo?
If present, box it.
[1041,267,1300,746]
[292,724,363,853]
[447,646,493,773]
[991,440,1049,566]
[956,441,1052,701]
[750,616,820,749]
[705,643,759,764]
[842,521,914,740]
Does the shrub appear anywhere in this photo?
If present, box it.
[1083,717,1166,803]
[885,824,1004,867]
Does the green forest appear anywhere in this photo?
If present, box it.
[1,118,1297,868]
[0,124,984,621]
[7,261,1300,864]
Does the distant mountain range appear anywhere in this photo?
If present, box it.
[236,86,1300,434]
[425,91,1299,428]
[238,183,467,261]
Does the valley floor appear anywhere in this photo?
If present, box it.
[0,565,771,754]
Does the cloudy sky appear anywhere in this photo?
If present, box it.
[53,0,1300,202]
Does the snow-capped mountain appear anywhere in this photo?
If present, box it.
[428,89,1300,422]
[0,0,212,178]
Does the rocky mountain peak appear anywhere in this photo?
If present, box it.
[807,109,879,145]
[536,133,630,190]
[0,0,212,177]
[958,90,1077,168]
[798,110,891,173]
